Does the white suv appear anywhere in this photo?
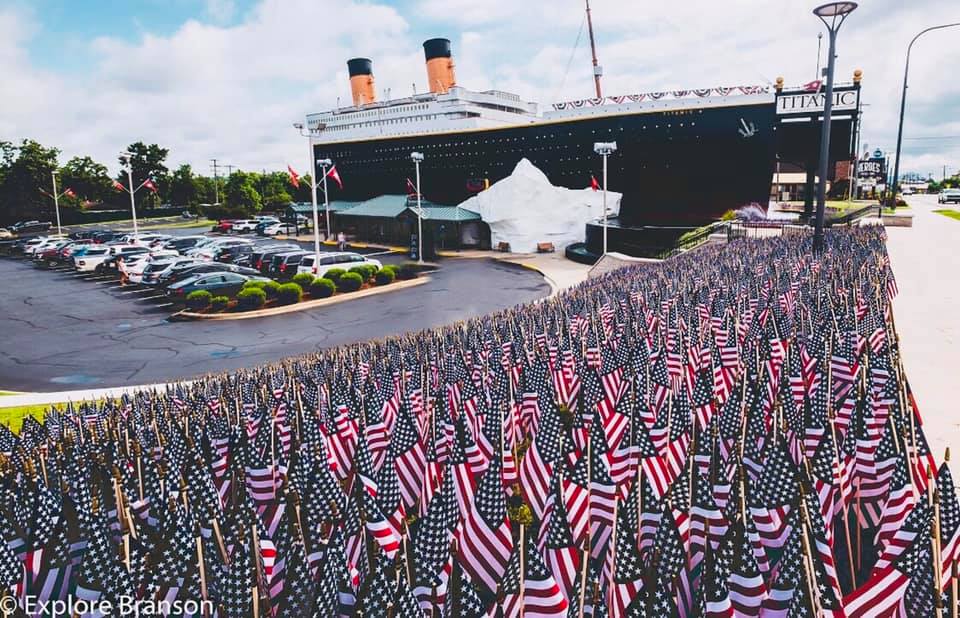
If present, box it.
[231,219,260,233]
[297,252,382,277]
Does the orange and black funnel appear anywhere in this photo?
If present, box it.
[423,38,456,94]
[347,58,375,106]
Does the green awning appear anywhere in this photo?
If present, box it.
[405,205,481,222]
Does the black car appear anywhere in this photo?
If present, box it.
[160,262,262,288]
[10,220,52,234]
[92,231,124,244]
[161,235,207,252]
[214,244,254,264]
[254,246,301,274]
[268,250,310,279]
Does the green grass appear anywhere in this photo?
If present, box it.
[934,209,960,222]
[0,402,63,433]
[0,391,20,396]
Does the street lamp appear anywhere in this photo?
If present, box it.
[50,170,65,238]
[295,123,334,273]
[410,152,424,264]
[812,1,857,254]
[890,22,960,206]
[593,141,617,255]
[119,152,140,237]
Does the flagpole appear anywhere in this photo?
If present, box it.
[120,152,139,238]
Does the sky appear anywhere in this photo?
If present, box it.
[2,0,958,179]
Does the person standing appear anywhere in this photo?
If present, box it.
[337,231,346,252]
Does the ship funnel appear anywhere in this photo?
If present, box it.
[423,38,456,93]
[347,58,376,106]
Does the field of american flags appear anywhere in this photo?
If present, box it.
[0,226,956,616]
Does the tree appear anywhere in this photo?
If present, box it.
[258,171,294,212]
[59,156,111,206]
[169,164,199,208]
[119,142,169,210]
[225,170,261,215]
[0,140,60,225]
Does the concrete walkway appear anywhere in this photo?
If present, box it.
[885,194,960,474]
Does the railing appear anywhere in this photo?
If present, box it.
[823,204,883,227]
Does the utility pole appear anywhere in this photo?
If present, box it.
[210,159,220,205]
[225,164,235,177]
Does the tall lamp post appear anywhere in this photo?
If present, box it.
[812,1,857,254]
[294,123,333,272]
[410,152,424,264]
[49,171,68,238]
[593,141,617,255]
[119,152,141,238]
[317,158,332,242]
[890,22,960,205]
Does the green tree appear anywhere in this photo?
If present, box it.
[225,170,261,215]
[170,164,198,207]
[0,140,60,225]
[59,155,111,206]
[119,142,169,210]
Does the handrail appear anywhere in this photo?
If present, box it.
[824,204,882,227]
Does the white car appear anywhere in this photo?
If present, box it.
[297,252,382,277]
[186,238,253,260]
[119,251,180,283]
[230,219,260,233]
[262,222,300,236]
[23,236,66,256]
[73,246,115,271]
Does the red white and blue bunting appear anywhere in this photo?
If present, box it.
[551,84,770,111]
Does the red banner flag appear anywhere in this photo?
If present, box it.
[112,179,126,192]
[406,178,417,197]
[326,165,343,190]
[143,179,159,194]
[803,79,822,92]
[63,188,77,198]
[590,176,600,191]
[287,164,300,189]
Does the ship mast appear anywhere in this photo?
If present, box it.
[585,0,602,98]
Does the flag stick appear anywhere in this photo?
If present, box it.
[519,524,526,618]
[951,560,958,618]
[196,536,210,616]
[932,471,945,616]
[797,482,824,616]
[211,517,229,565]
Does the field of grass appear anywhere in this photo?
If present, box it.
[0,402,61,433]
[934,209,960,222]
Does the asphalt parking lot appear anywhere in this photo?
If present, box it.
[0,251,549,391]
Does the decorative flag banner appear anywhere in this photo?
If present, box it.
[287,164,300,189]
[326,164,343,190]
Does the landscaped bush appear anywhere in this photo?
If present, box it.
[337,271,364,292]
[277,282,303,305]
[186,290,212,311]
[396,262,420,280]
[309,277,336,298]
[349,264,377,280]
[374,268,396,286]
[237,287,266,310]
[324,268,346,283]
[263,280,281,299]
[210,296,230,312]
[292,272,315,288]
[242,279,266,290]
[380,264,398,276]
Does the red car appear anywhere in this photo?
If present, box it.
[212,219,235,233]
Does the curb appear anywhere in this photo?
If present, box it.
[170,276,430,321]
[488,257,560,297]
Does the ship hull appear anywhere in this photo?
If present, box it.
[314,102,780,225]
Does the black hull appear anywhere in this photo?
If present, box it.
[315,100,852,226]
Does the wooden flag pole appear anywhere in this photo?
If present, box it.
[952,560,958,618]
[797,482,824,616]
[519,524,526,618]
[932,470,945,617]
[196,536,210,616]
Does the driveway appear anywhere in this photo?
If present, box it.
[0,257,549,391]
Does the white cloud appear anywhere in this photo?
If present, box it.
[2,0,958,179]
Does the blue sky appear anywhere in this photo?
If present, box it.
[3,0,958,179]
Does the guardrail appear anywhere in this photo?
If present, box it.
[823,204,883,227]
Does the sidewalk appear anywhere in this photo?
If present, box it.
[885,195,960,474]
[435,249,591,295]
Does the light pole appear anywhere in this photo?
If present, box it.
[294,123,333,271]
[120,152,140,237]
[410,152,424,263]
[890,23,960,206]
[812,2,857,254]
[593,141,617,255]
[50,171,64,237]
[317,158,332,242]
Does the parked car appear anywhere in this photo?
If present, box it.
[230,219,260,233]
[167,272,268,298]
[939,189,960,204]
[213,244,256,264]
[9,220,52,234]
[23,236,67,257]
[212,220,235,233]
[120,251,180,283]
[188,238,254,261]
[297,252,382,277]
[157,262,261,288]
[74,246,112,272]
[254,217,281,235]
[140,257,198,286]
[268,250,310,279]
[34,240,72,266]
[161,235,207,252]
[262,222,300,236]
[56,239,95,262]
[93,246,150,275]
[92,231,124,244]
[0,228,12,239]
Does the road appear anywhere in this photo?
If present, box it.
[0,255,549,391]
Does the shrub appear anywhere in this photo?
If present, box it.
[396,262,420,280]
[309,277,336,298]
[374,268,396,286]
[380,264,398,276]
[237,287,266,310]
[337,271,364,292]
[242,279,266,290]
[277,282,303,305]
[324,268,346,282]
[291,272,315,288]
[263,279,282,299]
[349,265,375,281]
[185,290,212,311]
[210,296,230,312]
[720,209,737,221]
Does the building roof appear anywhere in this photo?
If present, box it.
[286,201,361,214]
[337,194,423,219]
[405,205,481,222]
